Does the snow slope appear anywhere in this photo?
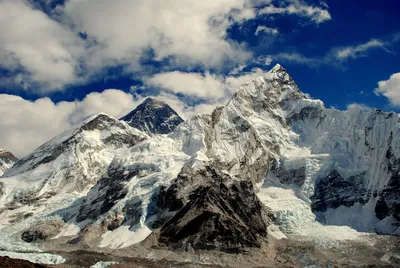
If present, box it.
[0,114,148,251]
[1,114,147,204]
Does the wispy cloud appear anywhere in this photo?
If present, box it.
[259,0,331,24]
[346,103,372,112]
[255,26,279,35]
[263,35,400,68]
[267,52,320,67]
[333,39,390,60]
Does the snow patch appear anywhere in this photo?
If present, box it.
[0,251,65,265]
[91,261,119,268]
[100,225,152,249]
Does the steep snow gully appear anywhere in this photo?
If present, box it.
[0,64,399,259]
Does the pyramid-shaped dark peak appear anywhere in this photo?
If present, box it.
[0,149,18,177]
[0,149,18,162]
[143,97,158,103]
[120,97,184,135]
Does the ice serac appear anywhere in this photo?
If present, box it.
[120,97,184,135]
[0,150,18,177]
[0,113,147,211]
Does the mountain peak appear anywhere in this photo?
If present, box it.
[270,63,285,73]
[0,149,18,177]
[143,97,157,103]
[0,149,17,161]
[121,97,184,135]
[79,113,119,132]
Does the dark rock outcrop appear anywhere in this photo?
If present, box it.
[0,181,4,196]
[121,97,184,135]
[0,149,18,176]
[375,133,400,222]
[21,231,47,243]
[75,163,159,225]
[21,219,65,243]
[273,164,306,187]
[157,165,272,253]
[311,170,369,212]
[0,256,48,268]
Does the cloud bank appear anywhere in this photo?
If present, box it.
[0,0,331,92]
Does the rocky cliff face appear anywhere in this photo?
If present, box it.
[121,97,184,135]
[157,165,272,253]
[284,103,400,234]
[0,149,18,177]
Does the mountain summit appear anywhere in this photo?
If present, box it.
[120,97,184,135]
[0,149,17,177]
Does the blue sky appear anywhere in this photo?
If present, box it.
[0,0,399,156]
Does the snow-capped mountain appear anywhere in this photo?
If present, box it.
[0,150,18,177]
[0,114,147,212]
[0,64,399,255]
[120,97,184,135]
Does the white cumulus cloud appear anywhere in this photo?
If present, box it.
[146,72,226,100]
[0,0,84,90]
[0,0,335,92]
[61,0,254,70]
[145,68,268,101]
[374,73,400,107]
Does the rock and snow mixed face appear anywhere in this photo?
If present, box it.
[284,96,400,235]
[0,114,147,228]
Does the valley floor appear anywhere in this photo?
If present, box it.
[5,231,398,268]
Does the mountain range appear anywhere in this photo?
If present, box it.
[0,64,399,266]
